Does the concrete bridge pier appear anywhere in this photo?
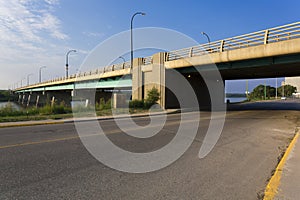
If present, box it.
[132,52,225,110]
[21,94,28,106]
[26,93,37,107]
[43,90,72,107]
[132,53,166,108]
[73,89,113,106]
[18,94,22,104]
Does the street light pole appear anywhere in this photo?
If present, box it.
[201,32,211,52]
[282,81,285,97]
[39,66,46,83]
[131,12,146,69]
[20,78,25,87]
[275,77,278,99]
[27,73,33,86]
[264,81,267,100]
[66,49,77,78]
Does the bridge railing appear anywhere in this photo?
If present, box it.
[143,56,153,65]
[166,21,300,61]
[73,60,131,78]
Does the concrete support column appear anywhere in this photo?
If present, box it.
[132,58,144,101]
[73,89,113,107]
[21,94,27,105]
[18,94,22,104]
[150,52,166,108]
[45,91,72,107]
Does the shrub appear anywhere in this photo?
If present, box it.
[129,100,144,109]
[96,98,112,111]
[39,103,70,115]
[144,87,160,108]
[129,87,160,109]
[0,103,23,116]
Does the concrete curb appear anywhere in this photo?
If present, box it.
[263,130,300,200]
[0,109,180,128]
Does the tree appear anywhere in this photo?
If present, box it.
[277,84,296,97]
[129,87,160,109]
[249,85,276,100]
[145,87,160,108]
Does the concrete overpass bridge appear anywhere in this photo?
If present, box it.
[14,22,300,109]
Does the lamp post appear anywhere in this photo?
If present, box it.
[131,12,146,69]
[119,56,126,63]
[66,49,77,78]
[246,80,249,100]
[264,81,267,100]
[201,32,211,52]
[27,73,33,85]
[275,77,278,99]
[39,66,46,83]
[282,81,285,97]
[20,78,25,87]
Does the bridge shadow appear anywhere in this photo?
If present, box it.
[226,99,300,111]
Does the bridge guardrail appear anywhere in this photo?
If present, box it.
[166,21,300,61]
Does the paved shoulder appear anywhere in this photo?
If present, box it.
[264,130,300,200]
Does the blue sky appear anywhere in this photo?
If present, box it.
[0,0,299,92]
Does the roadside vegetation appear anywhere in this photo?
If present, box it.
[0,87,161,123]
[247,84,296,101]
[129,87,160,109]
[0,90,16,101]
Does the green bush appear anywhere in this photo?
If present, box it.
[0,103,23,116]
[144,87,160,108]
[96,98,112,111]
[39,103,71,115]
[129,87,160,109]
[129,100,144,109]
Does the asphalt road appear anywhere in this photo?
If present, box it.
[0,101,300,200]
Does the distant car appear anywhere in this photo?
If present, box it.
[281,97,287,100]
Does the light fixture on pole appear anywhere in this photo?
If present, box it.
[39,66,46,83]
[201,32,211,52]
[66,49,77,78]
[201,32,211,44]
[119,56,126,63]
[131,12,146,69]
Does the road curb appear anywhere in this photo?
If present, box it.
[0,109,180,128]
[263,130,300,200]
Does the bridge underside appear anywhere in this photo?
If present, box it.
[15,76,132,107]
[163,53,300,109]
[177,53,300,80]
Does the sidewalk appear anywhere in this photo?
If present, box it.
[0,109,179,128]
[264,130,300,200]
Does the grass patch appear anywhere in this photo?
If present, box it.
[0,99,163,123]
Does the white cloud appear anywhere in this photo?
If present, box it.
[0,0,68,47]
[0,0,71,89]
[44,0,59,5]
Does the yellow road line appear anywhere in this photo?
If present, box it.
[0,121,65,128]
[0,135,79,149]
[0,110,249,150]
[263,131,300,200]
